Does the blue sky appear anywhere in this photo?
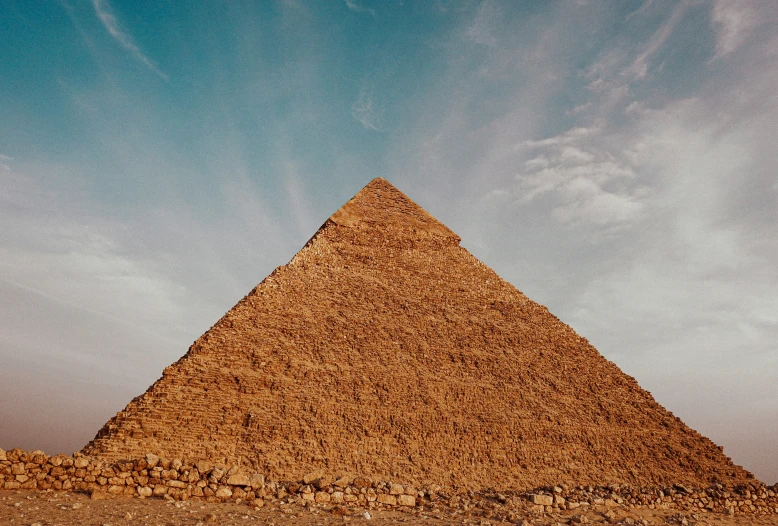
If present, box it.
[1,1,777,483]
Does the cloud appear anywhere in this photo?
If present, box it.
[626,0,691,79]
[91,0,168,80]
[351,84,384,131]
[344,0,375,17]
[711,0,758,58]
[513,128,647,229]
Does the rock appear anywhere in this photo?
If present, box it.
[145,453,159,468]
[137,486,152,497]
[331,505,348,516]
[334,475,353,488]
[1,447,10,461]
[249,473,265,488]
[196,461,212,474]
[353,476,372,488]
[389,483,404,495]
[303,469,325,484]
[363,511,372,520]
[315,491,331,503]
[74,457,89,469]
[153,485,168,496]
[227,474,250,486]
[107,485,124,495]
[332,491,344,503]
[377,494,397,505]
[397,494,416,506]
[531,494,553,506]
[252,498,264,508]
[167,480,187,489]
[91,488,109,500]
[215,486,233,499]
[570,514,589,524]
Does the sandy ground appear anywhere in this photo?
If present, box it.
[1,491,777,526]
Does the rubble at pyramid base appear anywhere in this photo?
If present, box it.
[2,447,777,518]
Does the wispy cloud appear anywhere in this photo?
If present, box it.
[710,0,758,59]
[351,83,384,131]
[344,0,375,17]
[515,127,647,229]
[91,0,168,80]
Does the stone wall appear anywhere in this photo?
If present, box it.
[2,448,776,519]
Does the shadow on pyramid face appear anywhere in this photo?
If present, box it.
[81,178,754,492]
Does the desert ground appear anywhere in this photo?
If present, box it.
[2,490,777,526]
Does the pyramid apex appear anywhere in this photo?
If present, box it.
[328,178,460,242]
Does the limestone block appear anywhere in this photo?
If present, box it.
[377,494,397,505]
[215,486,233,499]
[145,453,159,468]
[227,474,250,486]
[397,495,416,506]
[532,494,553,506]
[90,488,109,500]
[249,473,265,489]
[389,483,404,495]
[137,486,152,497]
[315,491,331,503]
[303,469,325,484]
[152,485,168,496]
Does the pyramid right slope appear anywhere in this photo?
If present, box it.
[83,178,752,491]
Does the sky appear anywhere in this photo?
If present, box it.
[0,0,776,484]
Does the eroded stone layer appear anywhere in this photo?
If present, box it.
[82,178,753,491]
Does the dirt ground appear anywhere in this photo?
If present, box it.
[1,490,777,526]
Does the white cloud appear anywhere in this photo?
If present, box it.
[515,128,646,229]
[711,0,758,58]
[92,0,168,80]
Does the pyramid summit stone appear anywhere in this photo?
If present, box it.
[83,178,752,491]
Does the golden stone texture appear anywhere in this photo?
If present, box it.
[81,178,752,491]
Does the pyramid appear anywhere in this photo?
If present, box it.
[83,178,752,491]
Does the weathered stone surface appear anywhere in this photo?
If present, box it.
[0,448,6,461]
[532,494,554,506]
[90,488,108,500]
[303,470,325,485]
[227,474,250,486]
[80,178,754,491]
[389,483,404,495]
[137,486,152,497]
[145,453,159,468]
[377,494,397,505]
[397,494,416,506]
[152,485,167,496]
[249,473,265,488]
[74,457,89,469]
[315,491,331,503]
[215,486,233,499]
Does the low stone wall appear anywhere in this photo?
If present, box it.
[1,448,776,519]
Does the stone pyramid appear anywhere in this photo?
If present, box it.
[82,178,751,491]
